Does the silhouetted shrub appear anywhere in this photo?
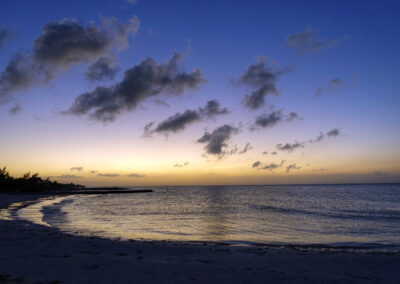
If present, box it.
[0,167,84,192]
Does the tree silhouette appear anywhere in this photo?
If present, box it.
[0,166,84,192]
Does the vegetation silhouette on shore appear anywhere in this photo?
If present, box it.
[0,167,84,192]
[0,167,152,194]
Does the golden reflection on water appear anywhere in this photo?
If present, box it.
[0,200,37,221]
[6,185,400,247]
[203,187,230,239]
[17,196,72,227]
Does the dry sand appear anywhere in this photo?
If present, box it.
[0,193,399,283]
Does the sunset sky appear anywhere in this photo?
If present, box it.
[0,0,399,186]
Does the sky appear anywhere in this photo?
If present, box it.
[0,0,399,186]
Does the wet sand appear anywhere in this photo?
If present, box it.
[1,193,399,283]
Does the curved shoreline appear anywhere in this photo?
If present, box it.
[3,193,400,253]
[1,193,400,283]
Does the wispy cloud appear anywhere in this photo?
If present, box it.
[125,0,137,5]
[262,151,277,155]
[229,142,253,155]
[174,162,190,168]
[53,174,82,179]
[276,129,342,153]
[315,78,343,96]
[286,163,301,172]
[8,103,21,115]
[239,142,252,154]
[286,26,338,55]
[0,27,10,50]
[70,166,83,172]
[126,173,146,178]
[97,173,120,177]
[308,132,324,144]
[373,171,389,177]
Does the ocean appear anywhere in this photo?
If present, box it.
[16,184,400,250]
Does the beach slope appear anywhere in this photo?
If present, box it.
[1,194,399,283]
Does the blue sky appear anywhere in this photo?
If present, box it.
[0,0,399,185]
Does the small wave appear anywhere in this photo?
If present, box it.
[17,196,75,227]
[253,204,400,222]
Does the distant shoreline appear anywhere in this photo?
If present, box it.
[0,188,153,195]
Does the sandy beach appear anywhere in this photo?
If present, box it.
[0,193,399,284]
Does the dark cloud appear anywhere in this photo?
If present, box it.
[33,20,111,67]
[286,26,338,54]
[97,173,120,177]
[174,162,190,168]
[86,57,117,81]
[239,58,290,109]
[145,100,227,136]
[0,27,10,50]
[0,16,139,102]
[276,141,304,152]
[253,110,283,128]
[251,110,299,130]
[0,53,52,103]
[65,52,205,122]
[286,163,301,172]
[33,16,139,66]
[154,110,201,134]
[326,128,340,137]
[259,160,285,171]
[70,166,83,172]
[90,170,98,174]
[199,100,229,118]
[315,78,343,96]
[197,124,238,156]
[126,173,146,178]
[252,161,261,168]
[9,104,21,115]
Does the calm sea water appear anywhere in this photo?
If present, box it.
[18,184,400,249]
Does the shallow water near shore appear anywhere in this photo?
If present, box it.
[12,184,400,250]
